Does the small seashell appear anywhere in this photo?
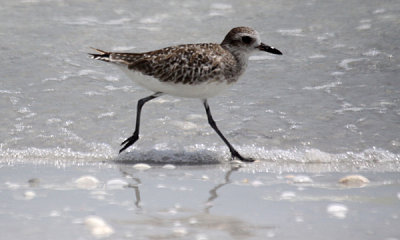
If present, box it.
[75,176,99,190]
[133,163,151,170]
[339,175,369,187]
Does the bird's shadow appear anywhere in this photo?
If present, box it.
[114,149,223,165]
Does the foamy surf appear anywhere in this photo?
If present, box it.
[1,145,398,172]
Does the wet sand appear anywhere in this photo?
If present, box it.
[1,158,399,240]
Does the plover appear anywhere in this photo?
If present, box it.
[90,26,282,162]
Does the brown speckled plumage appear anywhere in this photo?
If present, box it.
[89,26,282,96]
[92,43,243,85]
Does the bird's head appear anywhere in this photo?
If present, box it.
[221,26,282,56]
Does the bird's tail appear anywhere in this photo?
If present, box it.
[88,47,111,62]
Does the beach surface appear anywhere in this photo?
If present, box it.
[1,159,400,240]
[1,0,399,239]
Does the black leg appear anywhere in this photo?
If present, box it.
[203,99,254,162]
[119,92,163,153]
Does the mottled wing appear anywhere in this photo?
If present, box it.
[125,44,227,84]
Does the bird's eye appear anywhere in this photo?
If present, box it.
[241,36,253,44]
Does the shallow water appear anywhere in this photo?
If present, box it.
[1,0,400,239]
[1,162,400,240]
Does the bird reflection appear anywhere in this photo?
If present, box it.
[118,162,241,212]
[120,168,142,209]
[115,162,269,238]
[205,164,241,213]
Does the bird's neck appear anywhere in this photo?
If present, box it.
[222,44,250,77]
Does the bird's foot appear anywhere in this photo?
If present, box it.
[230,150,254,162]
[119,134,139,153]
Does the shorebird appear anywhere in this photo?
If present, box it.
[89,26,282,162]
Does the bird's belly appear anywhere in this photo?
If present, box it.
[120,67,233,99]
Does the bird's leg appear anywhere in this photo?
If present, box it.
[120,92,163,153]
[203,100,254,162]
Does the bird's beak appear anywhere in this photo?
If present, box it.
[257,43,282,55]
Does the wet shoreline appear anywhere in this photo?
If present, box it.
[1,160,399,239]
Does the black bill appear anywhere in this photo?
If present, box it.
[257,43,282,55]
